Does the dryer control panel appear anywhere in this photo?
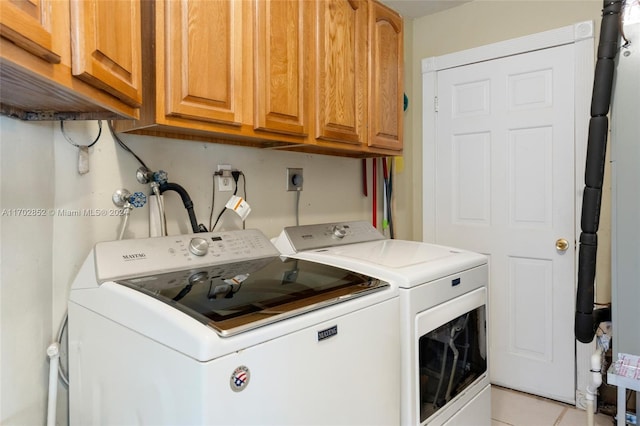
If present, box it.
[95,229,279,283]
[273,221,386,254]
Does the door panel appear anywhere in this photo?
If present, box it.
[163,0,243,126]
[368,1,403,150]
[452,132,491,225]
[509,127,553,226]
[508,256,553,360]
[254,0,308,136]
[70,0,142,107]
[0,0,61,63]
[315,0,367,145]
[434,44,576,403]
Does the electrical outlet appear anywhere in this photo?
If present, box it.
[287,168,303,191]
[217,164,233,191]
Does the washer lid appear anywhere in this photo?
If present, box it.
[116,256,389,337]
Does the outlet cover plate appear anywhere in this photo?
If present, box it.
[217,164,233,191]
[287,168,303,191]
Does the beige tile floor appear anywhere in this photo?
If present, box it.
[491,386,614,426]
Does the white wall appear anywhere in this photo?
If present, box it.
[393,18,416,242]
[0,118,55,425]
[0,116,383,425]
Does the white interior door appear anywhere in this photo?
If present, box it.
[427,43,577,403]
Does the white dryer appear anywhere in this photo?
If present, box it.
[274,221,491,426]
[68,229,400,425]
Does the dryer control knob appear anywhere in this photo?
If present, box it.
[189,237,209,256]
[332,225,347,239]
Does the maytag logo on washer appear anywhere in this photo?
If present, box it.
[121,253,147,261]
[230,366,250,392]
[317,325,338,341]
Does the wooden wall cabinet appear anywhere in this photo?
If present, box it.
[368,0,403,151]
[70,0,143,108]
[311,0,403,153]
[118,0,311,150]
[0,0,62,64]
[118,0,403,158]
[162,0,244,126]
[254,0,310,137]
[314,0,368,146]
[0,0,140,120]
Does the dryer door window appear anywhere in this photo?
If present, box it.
[416,288,488,423]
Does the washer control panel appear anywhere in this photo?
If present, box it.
[274,221,386,254]
[95,229,279,283]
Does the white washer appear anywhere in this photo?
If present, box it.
[274,221,491,426]
[68,229,400,425]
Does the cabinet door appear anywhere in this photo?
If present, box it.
[70,0,142,107]
[369,1,403,150]
[0,0,61,63]
[163,0,243,126]
[315,0,368,145]
[254,0,309,137]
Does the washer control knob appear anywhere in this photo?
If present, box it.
[332,225,347,239]
[189,237,209,256]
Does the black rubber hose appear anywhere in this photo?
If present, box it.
[591,59,616,116]
[575,0,621,344]
[581,187,602,234]
[584,116,609,188]
[577,233,598,314]
[159,182,200,233]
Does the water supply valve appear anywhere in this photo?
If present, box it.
[153,170,168,185]
[112,189,147,208]
[129,192,147,208]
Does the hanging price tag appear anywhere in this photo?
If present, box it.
[225,195,251,221]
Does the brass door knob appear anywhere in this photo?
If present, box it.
[556,238,569,252]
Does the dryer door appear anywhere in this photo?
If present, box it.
[416,288,489,425]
